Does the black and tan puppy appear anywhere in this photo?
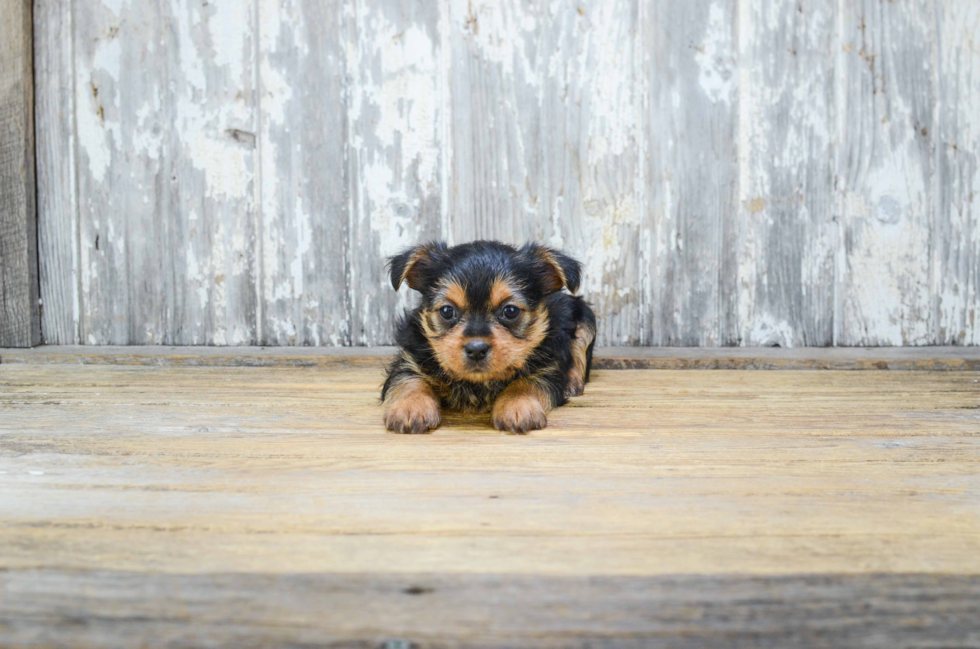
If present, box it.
[381,241,596,434]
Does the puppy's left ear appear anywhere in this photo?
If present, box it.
[522,244,582,294]
[388,242,447,291]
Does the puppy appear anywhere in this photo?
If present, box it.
[381,241,596,434]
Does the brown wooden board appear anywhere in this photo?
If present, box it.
[0,0,40,348]
[3,345,980,371]
[3,571,979,648]
[1,364,979,644]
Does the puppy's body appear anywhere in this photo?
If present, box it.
[382,241,596,434]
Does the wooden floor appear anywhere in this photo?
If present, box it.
[2,355,979,646]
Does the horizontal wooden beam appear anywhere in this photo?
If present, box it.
[0,0,40,347]
[2,345,979,370]
[3,570,978,647]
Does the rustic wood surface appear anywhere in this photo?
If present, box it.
[737,0,836,348]
[34,0,78,346]
[1,363,979,644]
[33,0,980,347]
[936,2,980,346]
[4,571,980,648]
[3,345,980,371]
[0,0,40,348]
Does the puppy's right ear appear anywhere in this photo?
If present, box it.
[388,242,446,291]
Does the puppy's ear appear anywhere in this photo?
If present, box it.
[388,242,446,291]
[521,244,582,294]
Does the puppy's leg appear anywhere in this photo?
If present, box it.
[382,356,441,434]
[492,375,558,434]
[566,322,596,397]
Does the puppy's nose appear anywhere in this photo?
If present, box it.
[464,340,490,361]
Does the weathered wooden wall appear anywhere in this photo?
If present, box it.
[1,0,41,347]
[33,0,980,346]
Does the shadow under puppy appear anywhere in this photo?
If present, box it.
[382,241,597,434]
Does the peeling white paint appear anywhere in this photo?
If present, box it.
[39,0,980,347]
[695,3,735,105]
[76,36,121,184]
[750,315,795,348]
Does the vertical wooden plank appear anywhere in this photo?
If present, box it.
[167,0,259,345]
[0,0,40,347]
[935,0,980,345]
[447,0,641,345]
[73,0,168,343]
[257,0,349,345]
[447,0,548,245]
[35,0,79,345]
[346,0,444,346]
[643,0,739,346]
[837,0,936,346]
[736,0,837,347]
[73,0,258,344]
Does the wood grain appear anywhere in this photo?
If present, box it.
[1,364,978,577]
[3,345,980,371]
[257,0,348,346]
[447,0,641,346]
[31,1,980,346]
[167,0,259,346]
[935,0,980,345]
[1,364,979,643]
[644,0,739,346]
[837,0,937,345]
[0,0,40,348]
[34,0,79,346]
[737,0,836,347]
[346,0,445,346]
[3,571,979,647]
[71,0,260,344]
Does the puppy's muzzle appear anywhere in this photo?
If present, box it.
[463,340,490,362]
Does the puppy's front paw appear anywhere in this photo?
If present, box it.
[384,393,441,434]
[565,373,585,397]
[492,394,547,434]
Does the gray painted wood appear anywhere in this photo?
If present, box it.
[4,345,980,371]
[643,0,739,346]
[448,0,642,345]
[32,0,980,346]
[3,570,980,648]
[736,0,837,347]
[34,0,79,345]
[346,0,444,346]
[71,0,259,345]
[935,0,980,346]
[0,0,40,348]
[837,0,937,346]
[167,0,259,346]
[257,0,347,345]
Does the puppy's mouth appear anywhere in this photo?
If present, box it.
[453,347,512,382]
[461,354,492,378]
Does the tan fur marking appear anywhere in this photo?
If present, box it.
[399,248,433,291]
[537,250,568,293]
[425,317,471,380]
[444,282,468,310]
[489,278,514,309]
[491,378,552,434]
[566,322,595,397]
[480,305,549,381]
[383,375,441,434]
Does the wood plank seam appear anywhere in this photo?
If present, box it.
[2,346,979,370]
[1,0,41,348]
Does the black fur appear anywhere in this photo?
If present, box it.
[382,241,597,427]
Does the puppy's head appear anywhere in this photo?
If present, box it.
[389,241,581,382]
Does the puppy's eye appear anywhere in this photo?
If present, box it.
[500,304,522,321]
[438,305,457,321]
